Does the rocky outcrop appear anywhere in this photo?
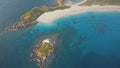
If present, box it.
[31,39,56,68]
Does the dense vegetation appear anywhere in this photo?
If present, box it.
[80,0,120,6]
[22,5,70,23]
[0,5,70,35]
[17,5,70,28]
[37,43,54,58]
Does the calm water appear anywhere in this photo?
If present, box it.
[0,0,88,68]
[0,0,120,68]
[0,0,81,31]
[0,0,60,31]
[1,12,120,68]
[0,0,57,68]
[48,12,120,68]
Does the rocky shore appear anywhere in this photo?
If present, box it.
[0,21,38,35]
[31,39,56,68]
[0,5,70,35]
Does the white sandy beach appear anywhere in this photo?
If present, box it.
[37,3,120,23]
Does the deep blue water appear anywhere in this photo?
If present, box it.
[0,0,57,68]
[46,12,120,68]
[0,0,82,31]
[1,12,120,68]
[0,0,59,31]
[0,0,88,68]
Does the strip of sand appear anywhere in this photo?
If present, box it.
[37,5,120,23]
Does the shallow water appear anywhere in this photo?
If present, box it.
[47,12,120,68]
[0,0,120,68]
[1,11,120,68]
[0,0,61,31]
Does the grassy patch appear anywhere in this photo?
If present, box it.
[38,43,54,57]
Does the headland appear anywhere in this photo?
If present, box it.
[0,0,120,35]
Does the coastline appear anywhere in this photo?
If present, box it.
[0,0,120,35]
[31,39,56,68]
[37,5,120,23]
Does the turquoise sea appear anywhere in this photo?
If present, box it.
[0,0,120,68]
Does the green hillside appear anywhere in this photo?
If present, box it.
[80,0,120,6]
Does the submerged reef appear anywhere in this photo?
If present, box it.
[30,25,87,68]
[95,23,107,34]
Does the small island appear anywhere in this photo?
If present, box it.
[31,39,55,68]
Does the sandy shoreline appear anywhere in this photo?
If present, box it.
[37,4,120,23]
